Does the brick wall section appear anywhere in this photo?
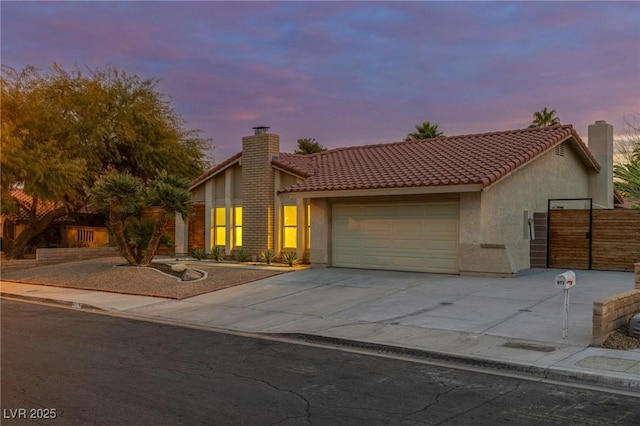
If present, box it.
[1,247,121,274]
[141,207,177,256]
[188,204,206,255]
[592,288,640,346]
[36,247,120,261]
[241,133,279,257]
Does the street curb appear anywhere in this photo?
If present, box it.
[3,293,638,394]
[0,292,105,312]
[263,333,640,393]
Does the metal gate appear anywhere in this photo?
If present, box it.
[547,198,592,270]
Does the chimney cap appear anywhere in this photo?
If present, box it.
[252,126,270,135]
[594,120,607,124]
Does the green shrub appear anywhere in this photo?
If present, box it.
[281,251,298,267]
[236,248,251,262]
[191,248,206,260]
[260,248,277,265]
[210,245,224,261]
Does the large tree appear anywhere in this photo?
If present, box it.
[404,121,444,141]
[1,64,211,258]
[295,138,327,154]
[528,107,561,128]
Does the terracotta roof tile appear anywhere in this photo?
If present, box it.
[5,188,94,223]
[278,125,599,194]
[272,152,316,177]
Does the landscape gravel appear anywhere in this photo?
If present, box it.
[1,257,283,299]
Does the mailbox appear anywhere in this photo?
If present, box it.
[555,271,576,289]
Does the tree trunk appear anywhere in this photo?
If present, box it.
[7,205,69,259]
[109,205,138,265]
[140,212,170,266]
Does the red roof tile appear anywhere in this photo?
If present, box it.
[278,125,599,194]
[5,188,96,223]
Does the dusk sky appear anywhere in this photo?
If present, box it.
[2,1,639,162]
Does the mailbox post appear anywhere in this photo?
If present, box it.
[555,271,576,339]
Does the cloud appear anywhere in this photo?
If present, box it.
[2,1,638,163]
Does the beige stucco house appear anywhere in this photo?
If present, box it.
[179,120,615,276]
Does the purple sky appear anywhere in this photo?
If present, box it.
[2,1,639,162]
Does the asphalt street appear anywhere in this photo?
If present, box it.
[2,300,639,426]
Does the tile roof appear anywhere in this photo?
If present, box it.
[189,125,600,195]
[278,125,599,194]
[190,152,242,189]
[4,189,84,223]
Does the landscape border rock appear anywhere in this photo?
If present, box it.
[181,268,204,282]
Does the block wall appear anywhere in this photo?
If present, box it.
[592,287,640,346]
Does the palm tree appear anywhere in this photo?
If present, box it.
[614,159,640,204]
[140,171,192,265]
[90,172,144,265]
[614,118,640,205]
[528,107,561,128]
[405,121,444,141]
[295,138,327,154]
[91,171,193,266]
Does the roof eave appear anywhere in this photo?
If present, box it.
[189,153,242,190]
[280,183,483,199]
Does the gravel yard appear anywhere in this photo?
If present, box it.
[1,257,284,299]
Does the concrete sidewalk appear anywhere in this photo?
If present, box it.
[2,267,639,393]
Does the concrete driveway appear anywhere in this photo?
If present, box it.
[134,267,634,347]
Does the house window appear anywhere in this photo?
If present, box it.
[77,229,94,243]
[214,207,226,246]
[283,205,297,249]
[234,206,242,247]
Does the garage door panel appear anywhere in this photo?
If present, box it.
[362,220,392,232]
[332,201,459,274]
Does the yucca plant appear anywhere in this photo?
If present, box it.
[281,251,299,267]
[191,248,206,260]
[260,248,277,265]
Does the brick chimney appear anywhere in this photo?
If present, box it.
[588,120,614,209]
[242,126,279,257]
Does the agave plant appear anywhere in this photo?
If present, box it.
[210,246,224,261]
[260,248,277,265]
[191,248,206,260]
[281,251,299,267]
[236,248,251,262]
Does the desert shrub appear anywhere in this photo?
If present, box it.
[281,251,299,267]
[236,248,251,262]
[260,248,277,264]
[191,248,206,260]
[210,245,224,261]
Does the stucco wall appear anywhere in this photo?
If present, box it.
[460,141,592,275]
[309,198,331,267]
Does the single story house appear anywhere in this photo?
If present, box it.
[178,120,616,276]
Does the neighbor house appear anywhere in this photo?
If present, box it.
[0,188,109,254]
[176,120,616,276]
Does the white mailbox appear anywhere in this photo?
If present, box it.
[555,271,576,289]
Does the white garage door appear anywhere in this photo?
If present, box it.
[332,201,459,273]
